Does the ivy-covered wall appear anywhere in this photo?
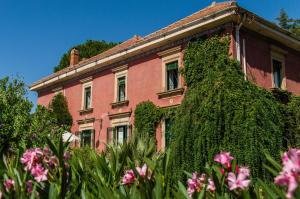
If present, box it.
[170,36,286,180]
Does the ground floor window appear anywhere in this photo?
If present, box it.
[107,125,131,145]
[80,129,93,147]
[165,118,173,148]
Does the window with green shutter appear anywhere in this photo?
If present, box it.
[80,129,92,147]
[165,118,173,148]
[272,59,283,88]
[117,76,126,101]
[166,61,179,90]
[84,86,91,109]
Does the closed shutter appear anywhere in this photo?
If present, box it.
[91,129,95,148]
[75,131,80,147]
[128,125,132,141]
[107,127,115,145]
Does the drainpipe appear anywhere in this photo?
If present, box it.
[235,14,247,79]
[242,38,247,81]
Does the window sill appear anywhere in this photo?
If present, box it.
[79,108,93,115]
[157,88,184,99]
[111,100,129,108]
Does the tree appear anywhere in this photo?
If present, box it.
[170,37,285,180]
[0,77,32,153]
[276,9,300,37]
[48,93,73,130]
[54,40,118,72]
[26,105,61,147]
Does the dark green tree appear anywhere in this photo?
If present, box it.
[48,93,73,130]
[134,101,162,139]
[54,40,118,72]
[0,77,32,153]
[276,9,300,37]
[170,37,284,180]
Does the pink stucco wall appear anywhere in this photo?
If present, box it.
[239,28,300,95]
[37,28,300,151]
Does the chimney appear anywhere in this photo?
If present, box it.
[70,48,79,66]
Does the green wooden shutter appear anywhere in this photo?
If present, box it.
[166,61,178,71]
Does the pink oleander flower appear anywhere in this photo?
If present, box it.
[227,172,250,191]
[122,170,135,185]
[21,148,43,171]
[136,164,148,179]
[214,152,234,167]
[274,148,300,199]
[3,179,14,192]
[207,178,216,192]
[31,164,48,182]
[63,151,71,161]
[187,172,203,197]
[47,156,58,169]
[0,190,2,199]
[26,180,33,193]
[239,166,250,177]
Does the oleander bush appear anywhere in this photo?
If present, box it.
[1,134,300,198]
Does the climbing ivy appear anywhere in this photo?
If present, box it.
[170,36,285,181]
[134,101,162,139]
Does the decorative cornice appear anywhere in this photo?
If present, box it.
[77,118,95,124]
[157,46,181,57]
[270,45,288,55]
[80,76,93,84]
[112,64,128,73]
[108,111,132,120]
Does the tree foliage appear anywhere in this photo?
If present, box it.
[134,101,162,139]
[170,36,285,180]
[48,93,73,130]
[0,77,32,153]
[27,105,61,147]
[54,40,118,72]
[276,9,300,37]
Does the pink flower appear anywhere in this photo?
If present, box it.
[3,179,14,192]
[21,148,43,171]
[274,149,300,199]
[122,170,135,185]
[207,178,216,192]
[187,172,202,197]
[239,166,250,177]
[214,152,234,167]
[136,164,148,179]
[31,164,48,182]
[275,172,297,199]
[26,180,33,193]
[63,151,71,161]
[227,172,250,191]
[47,156,58,168]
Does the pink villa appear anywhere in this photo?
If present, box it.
[30,1,300,151]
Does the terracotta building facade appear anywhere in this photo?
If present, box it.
[30,2,300,151]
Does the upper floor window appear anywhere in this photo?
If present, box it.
[117,76,126,101]
[84,86,91,109]
[80,77,93,110]
[166,61,179,90]
[113,67,128,103]
[271,48,286,90]
[272,59,283,88]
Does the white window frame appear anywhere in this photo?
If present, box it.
[158,46,182,92]
[271,51,286,90]
[81,79,93,110]
[114,70,128,102]
[79,123,94,148]
[110,117,131,144]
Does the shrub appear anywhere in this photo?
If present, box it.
[134,101,162,139]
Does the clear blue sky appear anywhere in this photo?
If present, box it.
[0,0,299,109]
